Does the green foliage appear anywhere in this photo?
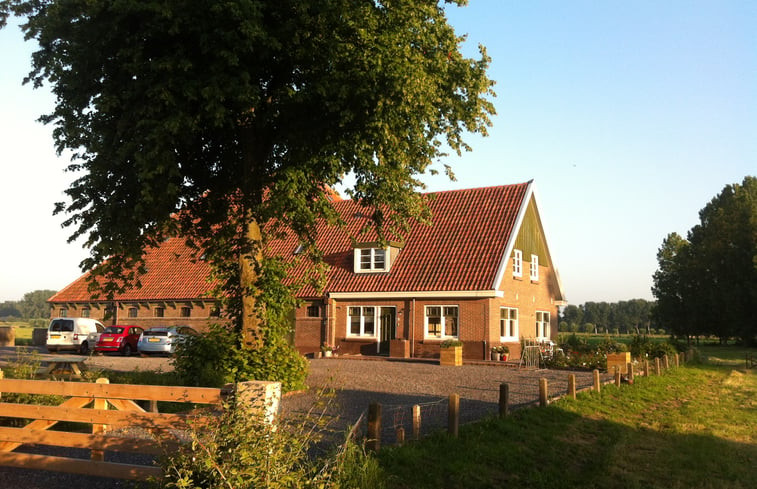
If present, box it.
[173,323,308,393]
[629,334,678,359]
[561,299,656,335]
[0,290,57,319]
[440,339,463,348]
[152,397,385,489]
[653,176,757,344]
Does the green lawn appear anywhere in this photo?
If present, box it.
[378,353,756,489]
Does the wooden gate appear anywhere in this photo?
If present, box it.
[0,374,280,480]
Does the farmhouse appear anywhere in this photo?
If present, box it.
[49,180,565,360]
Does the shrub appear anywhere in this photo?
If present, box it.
[152,395,385,489]
[172,323,308,393]
[440,339,463,348]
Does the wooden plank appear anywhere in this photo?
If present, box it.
[0,427,175,455]
[0,379,223,405]
[0,402,203,430]
[107,398,146,412]
[0,452,162,480]
[0,396,92,453]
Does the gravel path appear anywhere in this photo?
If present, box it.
[0,349,611,488]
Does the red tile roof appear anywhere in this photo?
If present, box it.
[49,237,215,303]
[50,182,532,302]
[270,182,531,296]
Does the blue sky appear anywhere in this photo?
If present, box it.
[1,1,755,304]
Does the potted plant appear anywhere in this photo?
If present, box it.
[490,346,501,362]
[320,343,333,358]
[439,339,463,366]
[499,345,510,362]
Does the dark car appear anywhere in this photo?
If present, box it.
[95,325,144,356]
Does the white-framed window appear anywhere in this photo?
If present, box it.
[81,307,90,318]
[355,248,388,272]
[530,254,539,281]
[348,306,377,337]
[500,307,518,339]
[536,311,550,339]
[425,305,459,339]
[128,307,138,318]
[512,249,522,278]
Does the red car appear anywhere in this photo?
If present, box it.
[95,325,144,355]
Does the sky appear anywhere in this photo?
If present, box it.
[0,1,755,304]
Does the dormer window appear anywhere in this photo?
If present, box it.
[358,248,387,272]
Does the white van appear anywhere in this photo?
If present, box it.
[46,317,105,355]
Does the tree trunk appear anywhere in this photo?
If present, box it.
[240,218,263,348]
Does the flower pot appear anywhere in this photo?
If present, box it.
[491,351,501,362]
[501,354,509,362]
[323,350,333,358]
[440,345,463,366]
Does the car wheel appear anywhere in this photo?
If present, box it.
[122,344,133,356]
[79,342,89,355]
[46,347,56,354]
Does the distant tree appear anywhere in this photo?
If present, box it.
[17,289,57,318]
[652,177,757,344]
[560,304,583,331]
[0,301,21,317]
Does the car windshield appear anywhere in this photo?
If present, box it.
[144,330,168,337]
[104,327,124,334]
[50,319,74,332]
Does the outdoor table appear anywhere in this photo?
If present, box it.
[44,355,88,379]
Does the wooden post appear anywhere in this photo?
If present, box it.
[367,403,381,452]
[568,374,576,400]
[448,394,460,438]
[396,427,405,447]
[149,400,159,413]
[655,357,661,376]
[499,383,509,417]
[0,369,3,400]
[412,404,421,440]
[644,359,649,377]
[92,377,109,462]
[539,378,548,407]
[614,368,621,387]
[593,369,601,393]
[664,355,670,369]
[674,353,680,367]
[627,363,634,383]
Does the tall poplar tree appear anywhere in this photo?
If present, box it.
[1,1,495,382]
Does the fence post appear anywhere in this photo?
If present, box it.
[396,427,405,447]
[655,357,661,376]
[664,355,670,370]
[539,378,548,407]
[644,359,649,377]
[0,369,3,400]
[448,393,460,438]
[593,369,601,393]
[627,363,634,383]
[568,374,576,400]
[92,377,109,462]
[367,403,381,451]
[412,404,421,440]
[614,368,621,387]
[674,353,679,368]
[499,383,509,417]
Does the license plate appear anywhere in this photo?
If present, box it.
[103,337,113,342]
[50,334,60,339]
[148,338,160,343]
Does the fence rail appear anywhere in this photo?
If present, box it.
[0,372,280,480]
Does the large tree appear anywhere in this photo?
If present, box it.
[652,177,757,344]
[2,1,494,381]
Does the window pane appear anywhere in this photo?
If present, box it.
[427,306,441,317]
[364,314,375,335]
[374,249,386,269]
[500,308,507,319]
[428,317,442,337]
[446,316,458,337]
[443,306,458,317]
[360,249,372,269]
[349,307,361,316]
[350,315,361,335]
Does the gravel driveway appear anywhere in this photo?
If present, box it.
[0,348,610,488]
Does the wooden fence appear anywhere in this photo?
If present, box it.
[0,372,280,480]
[365,352,687,450]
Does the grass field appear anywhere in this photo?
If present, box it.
[378,353,757,489]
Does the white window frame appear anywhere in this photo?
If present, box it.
[354,247,389,273]
[424,305,459,339]
[347,306,378,338]
[535,311,551,340]
[530,254,539,281]
[512,249,522,278]
[500,307,518,340]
